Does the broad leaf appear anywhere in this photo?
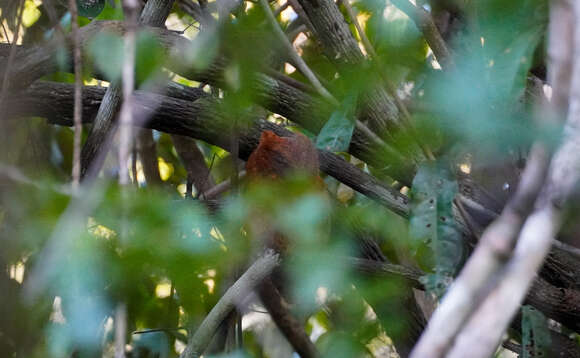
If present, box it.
[316,95,356,152]
[410,163,464,297]
[88,31,124,82]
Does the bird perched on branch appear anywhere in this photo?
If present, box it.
[246,130,320,182]
[245,130,325,255]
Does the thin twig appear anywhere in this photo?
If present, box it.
[230,119,240,193]
[118,0,140,186]
[132,142,139,187]
[390,0,453,69]
[115,303,128,358]
[552,239,580,259]
[198,171,246,200]
[68,0,83,191]
[1,21,11,45]
[259,0,338,105]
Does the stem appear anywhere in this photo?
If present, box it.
[118,0,140,185]
[68,0,83,191]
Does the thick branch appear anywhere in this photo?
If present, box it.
[137,129,163,186]
[6,81,410,217]
[296,0,401,135]
[0,20,414,184]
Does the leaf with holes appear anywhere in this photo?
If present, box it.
[522,305,552,358]
[77,0,106,19]
[410,162,464,298]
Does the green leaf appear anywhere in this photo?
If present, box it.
[77,0,106,19]
[316,95,356,152]
[423,0,548,152]
[522,305,552,358]
[87,30,164,85]
[410,162,464,298]
[95,0,124,21]
[88,31,124,82]
[135,31,167,86]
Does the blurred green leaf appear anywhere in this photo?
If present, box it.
[316,95,356,152]
[88,31,124,82]
[135,31,167,86]
[424,0,548,152]
[87,30,167,85]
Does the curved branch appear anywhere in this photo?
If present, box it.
[181,251,280,358]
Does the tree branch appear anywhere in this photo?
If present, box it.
[137,129,163,186]
[0,20,414,184]
[7,81,411,217]
[180,251,280,358]
[81,1,176,181]
[390,0,453,69]
[295,0,401,135]
[172,134,216,195]
[257,278,319,358]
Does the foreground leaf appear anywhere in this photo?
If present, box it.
[410,162,464,297]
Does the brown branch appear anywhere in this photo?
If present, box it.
[296,0,401,135]
[340,0,435,160]
[8,81,411,218]
[137,129,163,186]
[172,134,216,195]
[257,278,319,358]
[347,257,423,289]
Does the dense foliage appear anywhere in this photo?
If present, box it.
[2,0,578,357]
